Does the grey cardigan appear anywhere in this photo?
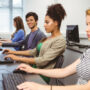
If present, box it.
[29,35,66,69]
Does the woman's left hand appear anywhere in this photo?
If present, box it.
[17,82,50,90]
[17,63,35,73]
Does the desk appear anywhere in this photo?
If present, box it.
[0,47,46,90]
[67,46,88,53]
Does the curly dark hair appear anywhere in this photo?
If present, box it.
[25,12,38,21]
[46,3,66,29]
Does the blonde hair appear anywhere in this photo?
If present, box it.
[86,9,90,15]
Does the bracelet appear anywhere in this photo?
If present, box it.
[50,85,52,90]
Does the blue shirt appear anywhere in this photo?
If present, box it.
[11,29,25,50]
[27,30,38,49]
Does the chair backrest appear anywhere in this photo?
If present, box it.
[49,55,64,86]
[40,55,64,69]
[54,55,64,68]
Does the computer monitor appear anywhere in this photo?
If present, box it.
[66,25,80,44]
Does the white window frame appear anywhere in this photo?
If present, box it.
[0,0,23,32]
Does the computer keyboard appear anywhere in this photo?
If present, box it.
[2,73,25,90]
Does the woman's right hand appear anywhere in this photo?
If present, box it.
[2,49,12,54]
[17,63,35,73]
[17,82,50,90]
[87,81,90,88]
[0,42,2,46]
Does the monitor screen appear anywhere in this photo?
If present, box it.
[66,25,80,44]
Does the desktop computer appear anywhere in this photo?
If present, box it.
[66,25,80,45]
[66,25,90,48]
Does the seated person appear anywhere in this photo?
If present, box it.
[17,7,90,90]
[3,3,66,84]
[0,12,46,50]
[0,16,25,50]
[4,3,66,69]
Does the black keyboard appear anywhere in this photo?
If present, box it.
[2,73,25,90]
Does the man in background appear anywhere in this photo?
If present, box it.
[0,12,46,50]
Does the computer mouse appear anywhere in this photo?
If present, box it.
[4,57,13,62]
[13,69,27,74]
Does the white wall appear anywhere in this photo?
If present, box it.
[23,0,55,35]
[56,0,90,38]
[23,0,90,38]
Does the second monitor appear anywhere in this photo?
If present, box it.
[66,25,80,45]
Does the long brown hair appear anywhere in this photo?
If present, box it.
[12,16,25,38]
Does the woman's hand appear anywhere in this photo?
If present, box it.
[17,82,50,90]
[5,54,20,61]
[86,80,90,89]
[17,63,35,73]
[0,42,2,46]
[5,39,12,43]
[3,49,13,54]
[0,39,11,43]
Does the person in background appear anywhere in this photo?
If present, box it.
[4,3,66,69]
[4,3,66,84]
[0,16,25,50]
[0,12,46,50]
[17,8,90,90]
